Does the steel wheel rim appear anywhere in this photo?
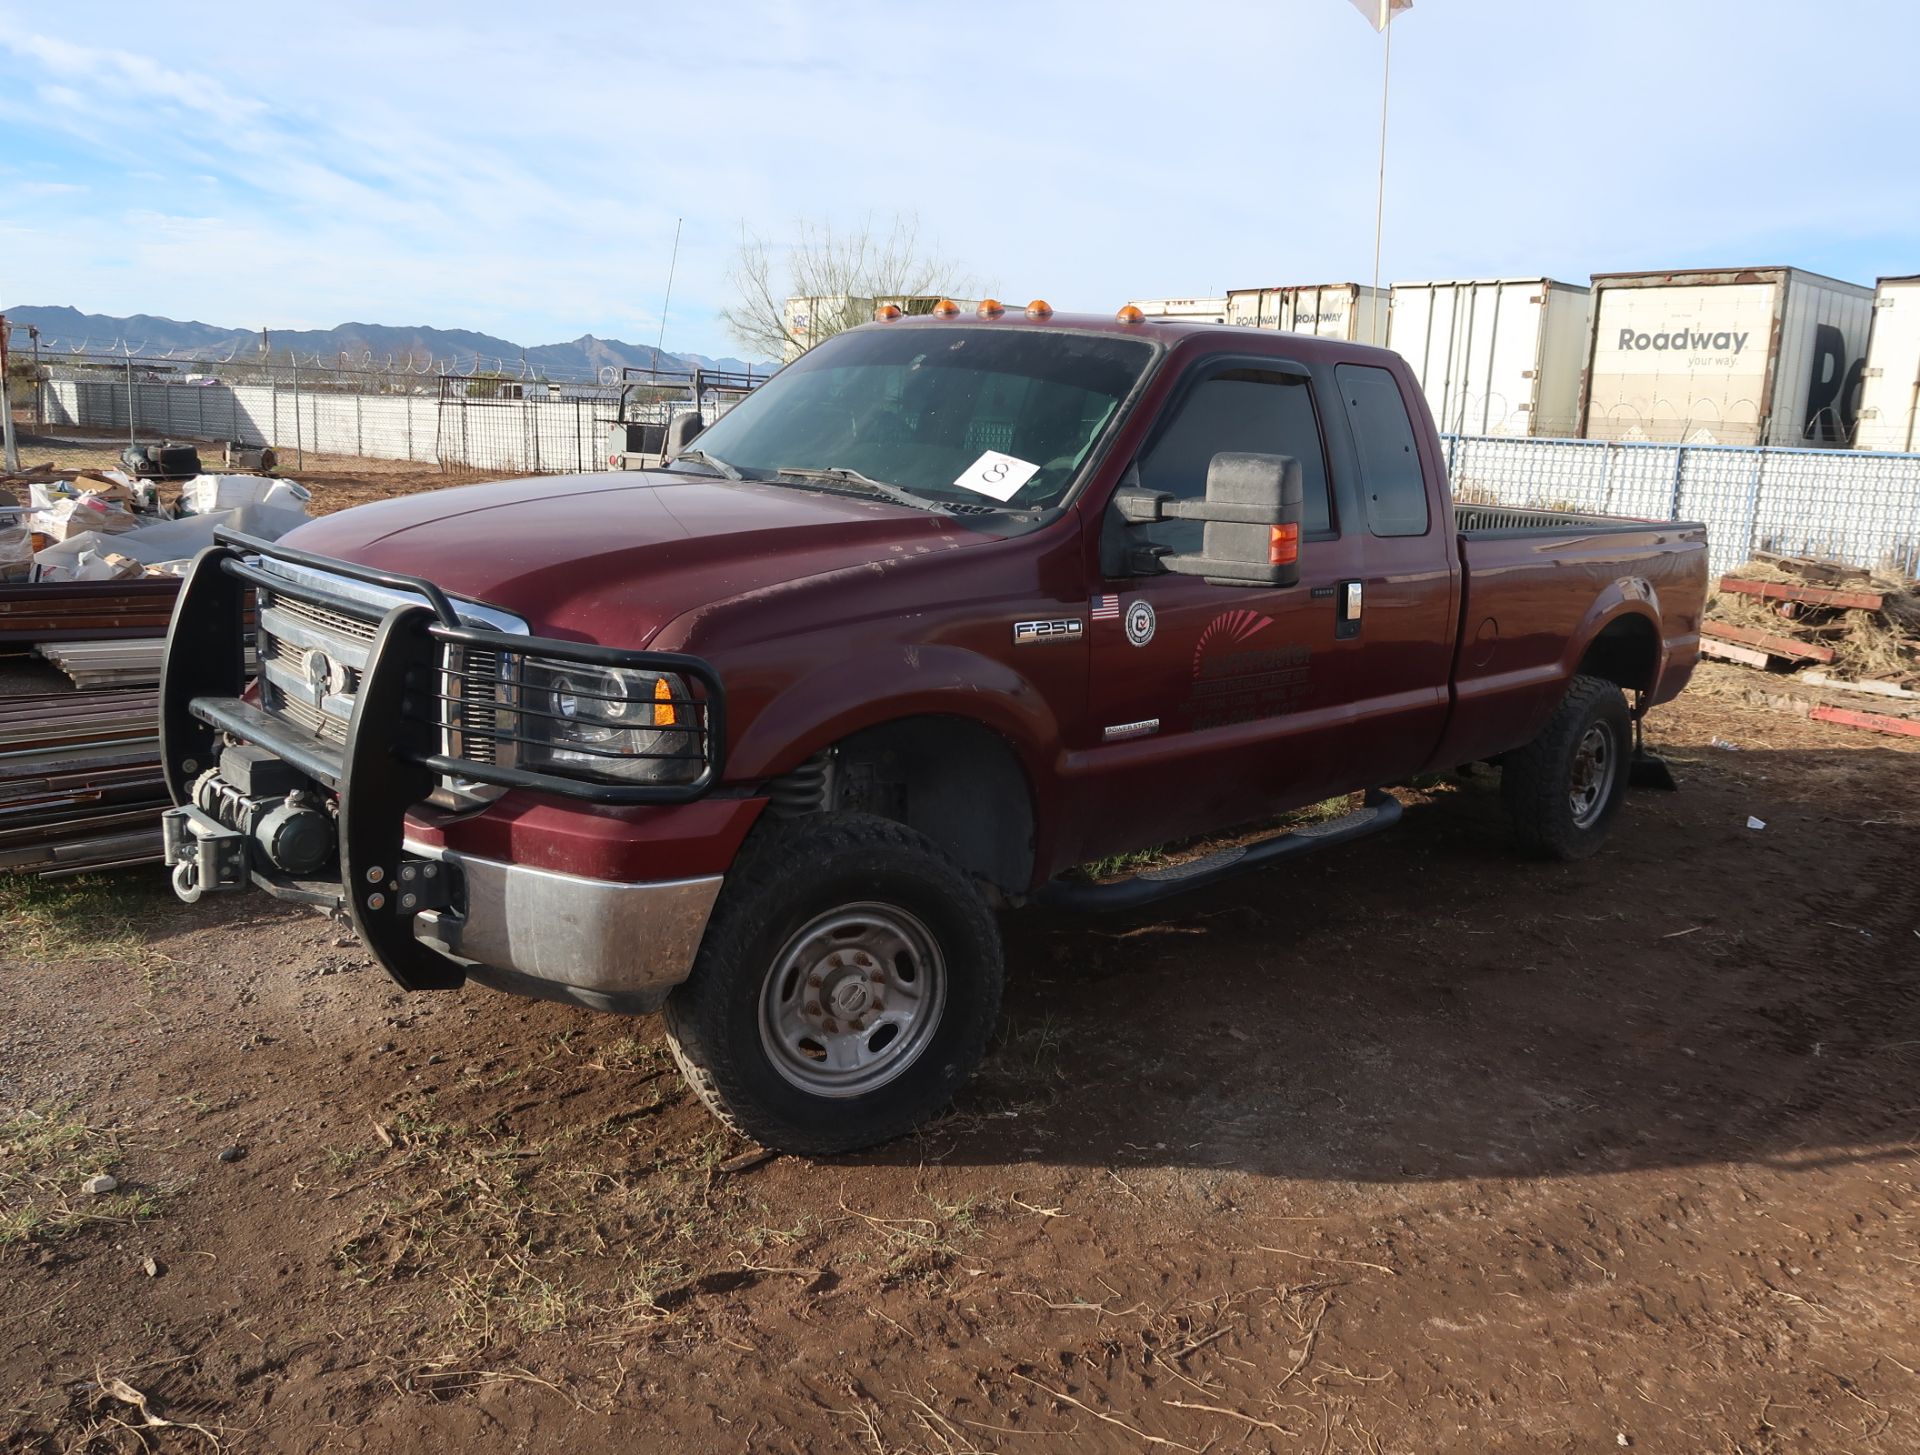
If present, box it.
[1569,722,1618,829]
[757,902,948,1098]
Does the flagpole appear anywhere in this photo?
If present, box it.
[1370,10,1393,345]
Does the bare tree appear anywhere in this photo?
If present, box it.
[722,213,975,360]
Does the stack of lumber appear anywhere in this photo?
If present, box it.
[1704,554,1920,738]
[0,688,169,876]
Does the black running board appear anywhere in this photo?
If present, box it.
[1036,788,1403,913]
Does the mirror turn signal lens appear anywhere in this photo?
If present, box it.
[653,675,678,728]
[932,298,962,317]
[977,298,1004,318]
[1268,523,1300,566]
[1026,299,1053,318]
[1115,304,1145,323]
[874,303,903,321]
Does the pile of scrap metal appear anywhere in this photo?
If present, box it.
[1,460,302,876]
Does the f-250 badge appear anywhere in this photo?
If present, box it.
[1012,618,1084,645]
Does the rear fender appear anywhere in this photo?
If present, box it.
[1563,579,1665,698]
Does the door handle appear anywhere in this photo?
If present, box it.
[1336,580,1363,640]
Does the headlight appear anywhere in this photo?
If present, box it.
[520,661,701,784]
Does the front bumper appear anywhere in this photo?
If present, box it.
[405,840,722,1014]
[158,530,735,1009]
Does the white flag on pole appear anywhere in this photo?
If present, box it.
[1348,0,1411,29]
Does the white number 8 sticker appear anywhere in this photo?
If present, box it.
[953,449,1041,502]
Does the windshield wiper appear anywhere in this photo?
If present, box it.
[774,465,951,513]
[674,448,744,481]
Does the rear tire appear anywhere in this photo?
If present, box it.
[663,813,1003,1155]
[1501,674,1631,861]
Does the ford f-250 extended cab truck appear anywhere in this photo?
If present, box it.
[159,302,1706,1154]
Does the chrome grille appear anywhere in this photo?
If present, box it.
[246,559,529,805]
[445,645,507,767]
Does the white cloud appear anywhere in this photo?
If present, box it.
[1,0,1916,357]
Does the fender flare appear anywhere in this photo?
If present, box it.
[1561,576,1665,692]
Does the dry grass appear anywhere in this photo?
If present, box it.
[0,1101,162,1248]
[0,872,177,966]
[330,1080,760,1353]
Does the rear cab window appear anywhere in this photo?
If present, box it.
[1335,363,1430,537]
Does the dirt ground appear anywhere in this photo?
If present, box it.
[2,659,1916,1453]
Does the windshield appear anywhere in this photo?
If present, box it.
[679,325,1154,510]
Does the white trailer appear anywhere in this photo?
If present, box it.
[1225,283,1387,344]
[1856,275,1920,452]
[1387,278,1590,438]
[1579,267,1874,448]
[1126,296,1230,324]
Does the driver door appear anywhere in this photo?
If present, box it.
[1072,360,1371,858]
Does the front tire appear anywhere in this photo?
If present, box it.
[663,813,1003,1155]
[1501,674,1631,861]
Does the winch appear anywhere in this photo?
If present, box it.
[162,743,336,901]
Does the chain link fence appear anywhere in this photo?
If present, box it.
[1443,434,1920,579]
[25,351,756,475]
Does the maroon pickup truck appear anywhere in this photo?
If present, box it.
[159,304,1706,1153]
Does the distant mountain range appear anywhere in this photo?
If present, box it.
[1,305,773,380]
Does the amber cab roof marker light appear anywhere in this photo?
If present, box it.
[1026,299,1053,318]
[1115,304,1145,323]
[931,298,962,317]
[874,303,903,321]
[977,298,1005,318]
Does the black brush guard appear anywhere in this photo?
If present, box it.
[159,530,727,991]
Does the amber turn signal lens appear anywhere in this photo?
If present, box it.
[653,675,678,728]
[874,303,903,321]
[1268,523,1300,566]
[977,298,1004,318]
[932,299,962,317]
[1115,304,1145,324]
[1026,299,1053,318]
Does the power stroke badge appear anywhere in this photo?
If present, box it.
[1124,598,1157,648]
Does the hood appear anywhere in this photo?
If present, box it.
[278,471,999,644]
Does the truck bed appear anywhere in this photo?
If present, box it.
[1425,506,1709,772]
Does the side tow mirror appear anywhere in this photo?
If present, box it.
[1114,452,1303,587]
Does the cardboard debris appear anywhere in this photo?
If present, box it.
[29,493,142,543]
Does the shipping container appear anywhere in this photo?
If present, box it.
[1387,278,1591,438]
[1225,283,1387,344]
[1855,275,1920,452]
[1125,296,1230,324]
[1579,267,1874,448]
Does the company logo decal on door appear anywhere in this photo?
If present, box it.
[1187,609,1310,728]
[1124,599,1157,648]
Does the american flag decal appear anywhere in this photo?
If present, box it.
[1090,593,1120,621]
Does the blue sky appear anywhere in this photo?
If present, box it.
[2,1,1916,358]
